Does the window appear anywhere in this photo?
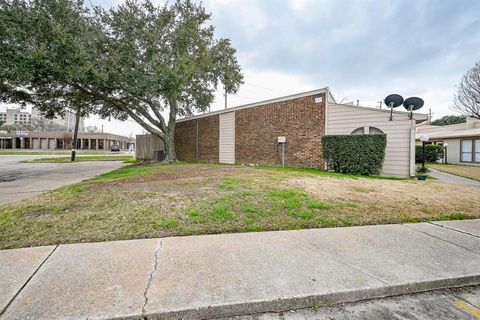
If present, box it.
[461,140,473,162]
[351,126,384,135]
[369,127,384,134]
[351,127,365,135]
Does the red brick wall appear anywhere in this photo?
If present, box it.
[235,93,326,168]
[175,115,219,162]
[175,93,326,168]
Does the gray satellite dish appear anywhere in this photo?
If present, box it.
[403,97,424,119]
[384,94,404,121]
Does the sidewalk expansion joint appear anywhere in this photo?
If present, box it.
[403,224,480,256]
[0,245,59,318]
[428,222,480,240]
[283,234,389,286]
[142,239,162,318]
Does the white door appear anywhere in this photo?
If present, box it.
[219,112,235,164]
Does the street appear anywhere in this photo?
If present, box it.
[0,155,125,205]
[225,286,480,320]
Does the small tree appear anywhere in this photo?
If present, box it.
[453,62,480,119]
[431,115,466,126]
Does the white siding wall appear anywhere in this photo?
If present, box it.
[219,112,235,164]
[326,104,415,177]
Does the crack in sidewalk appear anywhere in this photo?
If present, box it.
[402,224,480,256]
[142,239,162,318]
[428,222,480,240]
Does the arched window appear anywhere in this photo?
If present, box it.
[351,127,365,135]
[369,127,384,134]
[351,126,384,135]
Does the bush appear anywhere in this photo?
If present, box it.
[415,144,444,163]
[416,164,430,173]
[322,134,387,175]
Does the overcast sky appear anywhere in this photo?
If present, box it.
[3,0,480,136]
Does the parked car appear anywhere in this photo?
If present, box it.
[111,144,120,152]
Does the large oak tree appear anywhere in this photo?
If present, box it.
[0,0,243,161]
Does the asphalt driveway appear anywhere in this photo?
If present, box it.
[0,155,125,206]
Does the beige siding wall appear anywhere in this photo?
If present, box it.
[442,138,480,166]
[219,112,235,164]
[326,104,415,177]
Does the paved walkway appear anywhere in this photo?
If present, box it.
[429,168,480,187]
[1,220,480,320]
[0,155,126,205]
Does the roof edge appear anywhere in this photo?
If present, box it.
[330,102,428,120]
[177,87,329,122]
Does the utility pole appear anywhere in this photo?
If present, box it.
[71,106,81,161]
[224,86,227,109]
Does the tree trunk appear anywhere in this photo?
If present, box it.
[163,129,176,162]
[71,106,81,161]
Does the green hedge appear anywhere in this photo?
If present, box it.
[415,144,444,163]
[322,134,387,175]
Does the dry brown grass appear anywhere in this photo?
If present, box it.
[430,164,480,182]
[1,163,479,249]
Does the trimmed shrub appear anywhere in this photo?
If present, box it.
[415,144,444,163]
[322,134,387,176]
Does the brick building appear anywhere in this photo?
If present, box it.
[138,88,428,177]
[0,131,135,150]
[175,90,327,168]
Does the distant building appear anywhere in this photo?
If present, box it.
[0,108,31,125]
[0,130,135,150]
[416,117,480,166]
[0,107,85,131]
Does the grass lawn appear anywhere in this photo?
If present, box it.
[1,163,479,249]
[430,163,480,182]
[23,155,136,163]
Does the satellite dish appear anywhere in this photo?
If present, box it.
[403,97,424,111]
[403,97,424,119]
[384,94,404,108]
[384,94,404,121]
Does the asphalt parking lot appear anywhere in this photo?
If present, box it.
[0,155,125,206]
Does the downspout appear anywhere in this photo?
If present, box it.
[409,117,415,177]
[195,120,199,162]
[323,90,329,170]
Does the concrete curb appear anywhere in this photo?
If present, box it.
[144,275,480,319]
[3,221,480,320]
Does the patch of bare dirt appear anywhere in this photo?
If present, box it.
[289,176,480,215]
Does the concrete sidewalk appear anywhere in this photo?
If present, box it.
[429,168,480,188]
[1,220,480,320]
